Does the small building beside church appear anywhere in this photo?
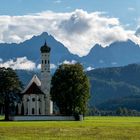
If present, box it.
[17,42,53,116]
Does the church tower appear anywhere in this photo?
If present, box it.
[40,42,53,115]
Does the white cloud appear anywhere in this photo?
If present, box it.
[0,9,140,56]
[61,60,77,65]
[37,64,41,69]
[0,57,36,70]
[50,64,57,69]
[86,66,94,71]
[37,63,57,70]
[0,57,57,70]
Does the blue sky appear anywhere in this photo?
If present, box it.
[0,0,139,29]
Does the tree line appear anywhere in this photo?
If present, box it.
[88,107,140,116]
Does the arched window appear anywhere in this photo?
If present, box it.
[32,98,35,102]
[39,108,41,115]
[48,60,50,64]
[32,108,35,115]
[26,109,28,115]
[45,60,47,64]
[42,60,43,64]
[21,104,24,115]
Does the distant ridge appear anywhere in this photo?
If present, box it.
[87,63,140,111]
[0,32,140,69]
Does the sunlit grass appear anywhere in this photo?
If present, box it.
[0,116,140,140]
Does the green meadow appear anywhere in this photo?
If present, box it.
[0,116,140,140]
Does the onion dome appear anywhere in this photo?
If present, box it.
[40,41,51,53]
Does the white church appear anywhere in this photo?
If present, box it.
[10,42,82,121]
[17,42,53,116]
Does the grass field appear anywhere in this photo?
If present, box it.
[0,116,140,140]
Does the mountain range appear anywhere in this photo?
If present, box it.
[0,32,79,65]
[0,32,140,69]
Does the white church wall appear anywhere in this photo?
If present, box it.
[22,94,46,115]
[40,94,45,115]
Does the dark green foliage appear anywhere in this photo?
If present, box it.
[116,107,124,116]
[98,95,140,111]
[87,64,140,87]
[87,64,140,111]
[15,105,18,115]
[0,67,22,120]
[115,107,140,116]
[88,106,101,116]
[51,63,90,115]
[88,107,140,116]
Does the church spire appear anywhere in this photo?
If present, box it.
[44,40,47,46]
[40,40,51,53]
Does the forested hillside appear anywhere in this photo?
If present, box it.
[87,64,140,111]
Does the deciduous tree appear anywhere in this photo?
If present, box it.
[50,63,90,116]
[0,68,22,120]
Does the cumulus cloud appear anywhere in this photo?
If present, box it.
[86,66,94,71]
[0,9,140,56]
[0,57,57,70]
[37,64,41,69]
[0,57,36,70]
[60,60,77,65]
[50,64,57,69]
[37,63,57,70]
